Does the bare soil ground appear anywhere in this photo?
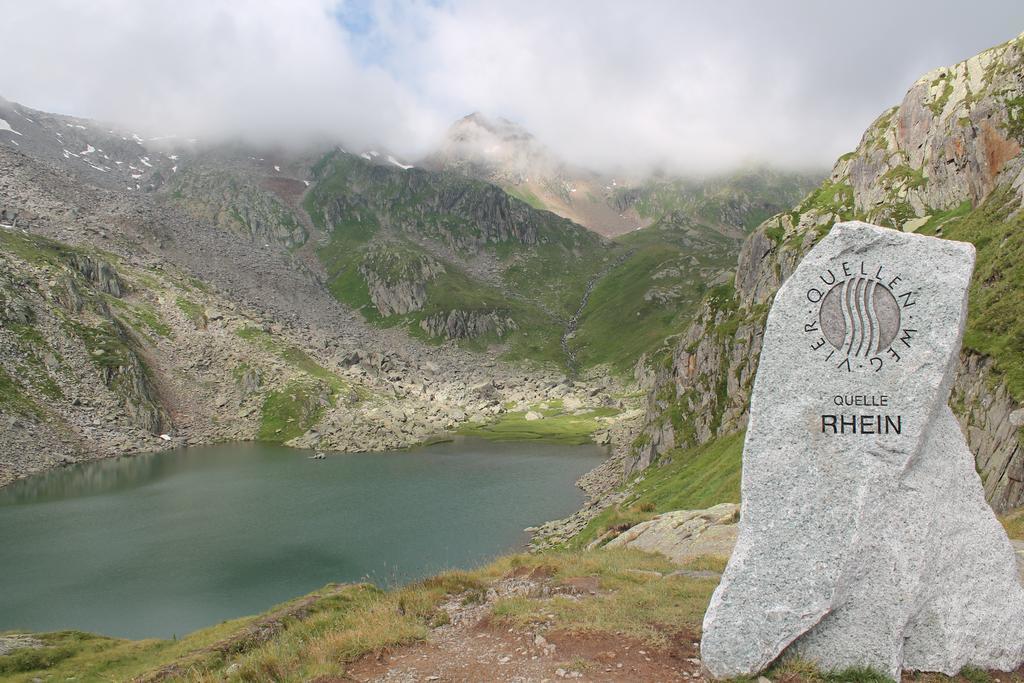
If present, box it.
[345,594,701,683]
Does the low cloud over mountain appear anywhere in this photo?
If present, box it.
[2,1,1023,173]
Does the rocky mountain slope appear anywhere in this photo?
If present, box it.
[305,148,608,366]
[0,101,626,487]
[306,145,815,373]
[426,112,819,238]
[0,95,833,492]
[628,31,1024,512]
[424,112,639,236]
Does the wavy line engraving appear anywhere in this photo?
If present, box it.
[839,277,853,355]
[819,276,901,358]
[864,279,876,356]
[851,276,860,356]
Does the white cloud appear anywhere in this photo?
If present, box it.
[0,0,440,150]
[394,1,1024,172]
[2,0,1023,173]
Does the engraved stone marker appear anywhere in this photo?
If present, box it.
[700,222,1024,679]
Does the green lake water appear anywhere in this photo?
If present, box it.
[0,438,604,639]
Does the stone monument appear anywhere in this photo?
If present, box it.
[700,222,1024,679]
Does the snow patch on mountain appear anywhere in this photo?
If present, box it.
[0,118,23,136]
[387,155,413,170]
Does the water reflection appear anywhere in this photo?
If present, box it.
[0,447,226,505]
[0,438,604,639]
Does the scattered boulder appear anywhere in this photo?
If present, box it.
[603,503,738,566]
[562,396,583,410]
[471,380,498,400]
[66,253,126,297]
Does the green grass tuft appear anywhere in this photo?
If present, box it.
[459,406,619,445]
[257,379,330,442]
[175,297,207,327]
[767,658,897,683]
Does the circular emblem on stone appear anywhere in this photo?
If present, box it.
[818,276,901,358]
[803,261,917,372]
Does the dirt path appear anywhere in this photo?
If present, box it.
[344,571,701,683]
[346,625,699,682]
[346,626,699,682]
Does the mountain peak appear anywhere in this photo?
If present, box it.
[428,112,552,186]
[447,111,535,144]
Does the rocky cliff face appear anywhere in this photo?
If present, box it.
[359,244,445,316]
[168,163,309,250]
[953,353,1024,510]
[631,34,1024,511]
[419,309,518,340]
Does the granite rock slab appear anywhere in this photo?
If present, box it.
[700,222,1024,679]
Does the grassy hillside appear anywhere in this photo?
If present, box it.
[913,187,1024,401]
[303,153,812,374]
[570,217,740,372]
[621,167,821,230]
[305,152,608,365]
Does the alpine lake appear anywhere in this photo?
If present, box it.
[0,438,604,638]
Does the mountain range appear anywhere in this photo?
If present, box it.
[4,25,1024,683]
[0,93,818,486]
[6,28,1024,542]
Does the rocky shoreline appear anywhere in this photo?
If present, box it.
[528,406,644,550]
[0,259,642,499]
[0,334,635,489]
[0,162,631,492]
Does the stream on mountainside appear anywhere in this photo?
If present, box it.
[560,250,634,374]
[0,438,604,639]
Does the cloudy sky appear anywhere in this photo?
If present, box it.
[4,1,1024,173]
